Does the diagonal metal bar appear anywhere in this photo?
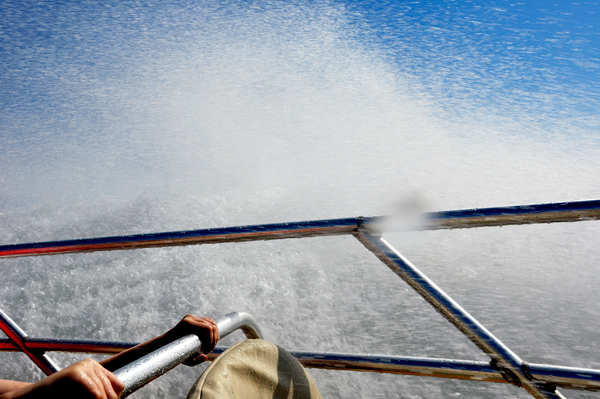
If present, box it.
[354,232,564,399]
[0,308,59,375]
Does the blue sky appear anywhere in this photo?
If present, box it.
[1,1,597,108]
[2,5,600,399]
[0,0,599,212]
[343,0,600,130]
[2,0,598,137]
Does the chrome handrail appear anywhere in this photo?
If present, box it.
[113,312,263,397]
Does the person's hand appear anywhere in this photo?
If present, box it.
[100,314,220,372]
[167,315,219,366]
[1,359,124,399]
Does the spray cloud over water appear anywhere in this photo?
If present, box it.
[1,0,600,398]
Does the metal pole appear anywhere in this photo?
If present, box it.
[113,312,262,397]
[2,336,599,392]
[421,199,600,230]
[354,232,565,399]
[1,200,599,259]
[0,308,59,375]
[0,218,360,258]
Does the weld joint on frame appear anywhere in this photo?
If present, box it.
[356,216,381,237]
[521,362,534,381]
[490,359,523,387]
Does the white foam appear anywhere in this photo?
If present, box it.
[1,1,599,398]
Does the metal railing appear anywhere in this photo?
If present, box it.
[1,199,600,398]
[114,312,263,397]
[0,310,262,397]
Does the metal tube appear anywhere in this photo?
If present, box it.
[2,337,598,392]
[114,335,200,397]
[354,233,563,399]
[0,338,138,354]
[420,199,600,231]
[1,200,599,259]
[214,311,263,340]
[293,351,507,383]
[294,353,600,392]
[0,218,360,258]
[528,363,600,391]
[0,308,59,375]
[113,312,263,397]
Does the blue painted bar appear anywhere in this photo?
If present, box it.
[1,200,599,258]
[0,218,360,258]
[422,199,600,230]
[528,363,600,390]
[433,199,600,220]
[2,337,598,391]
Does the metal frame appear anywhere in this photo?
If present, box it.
[0,309,59,375]
[1,200,598,259]
[1,199,600,398]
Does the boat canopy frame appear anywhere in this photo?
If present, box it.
[1,199,600,398]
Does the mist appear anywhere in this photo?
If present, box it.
[1,1,600,398]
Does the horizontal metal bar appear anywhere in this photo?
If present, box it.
[0,338,137,354]
[293,352,600,392]
[114,312,263,397]
[1,200,598,259]
[2,337,597,392]
[0,218,360,259]
[421,199,600,230]
[0,313,262,355]
[528,363,600,392]
[294,351,507,384]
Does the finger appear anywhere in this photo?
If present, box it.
[181,316,219,353]
[205,318,218,350]
[183,352,208,367]
[101,367,125,398]
[206,318,219,346]
[211,321,219,350]
[82,361,108,399]
[92,364,117,399]
[200,322,219,354]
